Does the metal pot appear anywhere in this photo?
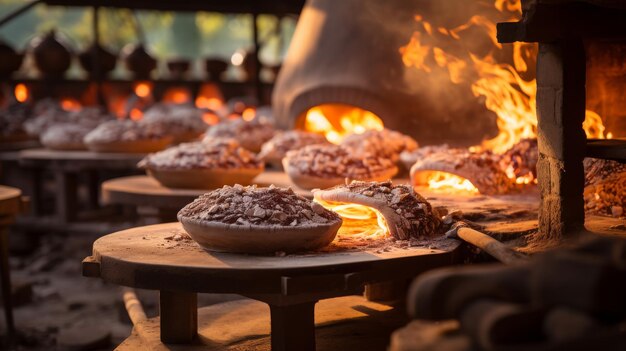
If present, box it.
[121,43,157,79]
[0,39,24,78]
[78,43,117,78]
[30,29,72,78]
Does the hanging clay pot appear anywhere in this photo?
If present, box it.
[0,39,24,78]
[30,29,72,78]
[78,43,117,78]
[121,43,157,79]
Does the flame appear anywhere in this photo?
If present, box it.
[301,104,385,144]
[14,84,29,103]
[202,112,220,125]
[242,107,256,121]
[134,82,153,98]
[129,108,143,121]
[315,199,389,238]
[423,171,479,194]
[60,98,81,112]
[195,83,224,110]
[400,0,611,155]
[162,87,192,104]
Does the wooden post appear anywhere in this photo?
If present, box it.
[534,39,587,243]
[55,171,78,223]
[159,291,197,344]
[270,301,317,351]
[0,226,15,346]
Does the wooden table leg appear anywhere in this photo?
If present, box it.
[0,226,15,345]
[86,171,100,210]
[159,291,197,344]
[55,171,78,223]
[269,301,317,351]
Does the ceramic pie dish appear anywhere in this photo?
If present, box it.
[177,185,343,253]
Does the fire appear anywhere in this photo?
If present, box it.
[129,108,143,121]
[242,107,256,121]
[14,84,29,103]
[202,112,220,125]
[315,199,389,237]
[301,104,384,144]
[162,87,192,104]
[423,171,479,194]
[134,82,153,98]
[195,83,224,111]
[60,98,81,112]
[400,0,611,155]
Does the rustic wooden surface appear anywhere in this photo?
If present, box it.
[0,185,21,345]
[0,185,21,218]
[116,295,405,351]
[19,148,145,171]
[86,222,461,294]
[101,172,313,210]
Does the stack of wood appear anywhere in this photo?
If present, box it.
[389,237,626,351]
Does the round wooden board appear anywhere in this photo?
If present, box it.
[88,222,461,294]
[0,185,21,217]
[101,172,314,210]
[19,148,145,171]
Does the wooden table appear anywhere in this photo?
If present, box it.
[83,222,461,351]
[101,172,313,222]
[19,148,145,223]
[0,185,23,345]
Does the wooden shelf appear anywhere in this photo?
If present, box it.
[42,0,305,15]
[586,139,626,162]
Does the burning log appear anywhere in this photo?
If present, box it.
[313,180,441,240]
[177,184,342,253]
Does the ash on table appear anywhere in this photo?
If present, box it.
[178,184,340,226]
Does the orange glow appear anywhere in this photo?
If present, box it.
[202,112,220,125]
[162,87,191,104]
[195,84,224,110]
[400,0,611,155]
[60,98,81,112]
[301,104,384,144]
[129,108,143,121]
[242,107,256,121]
[423,171,479,194]
[14,84,29,103]
[134,82,153,98]
[315,199,389,238]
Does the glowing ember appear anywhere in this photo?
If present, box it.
[14,84,29,103]
[129,108,143,121]
[162,87,192,104]
[60,98,81,112]
[424,171,479,194]
[315,199,389,237]
[134,82,153,98]
[242,107,256,121]
[202,112,220,125]
[400,0,611,155]
[195,84,224,110]
[301,104,384,144]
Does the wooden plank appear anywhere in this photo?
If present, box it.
[19,148,144,171]
[42,0,304,15]
[101,173,312,210]
[586,139,626,162]
[270,301,316,351]
[159,291,197,344]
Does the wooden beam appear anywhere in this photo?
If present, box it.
[535,39,587,242]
